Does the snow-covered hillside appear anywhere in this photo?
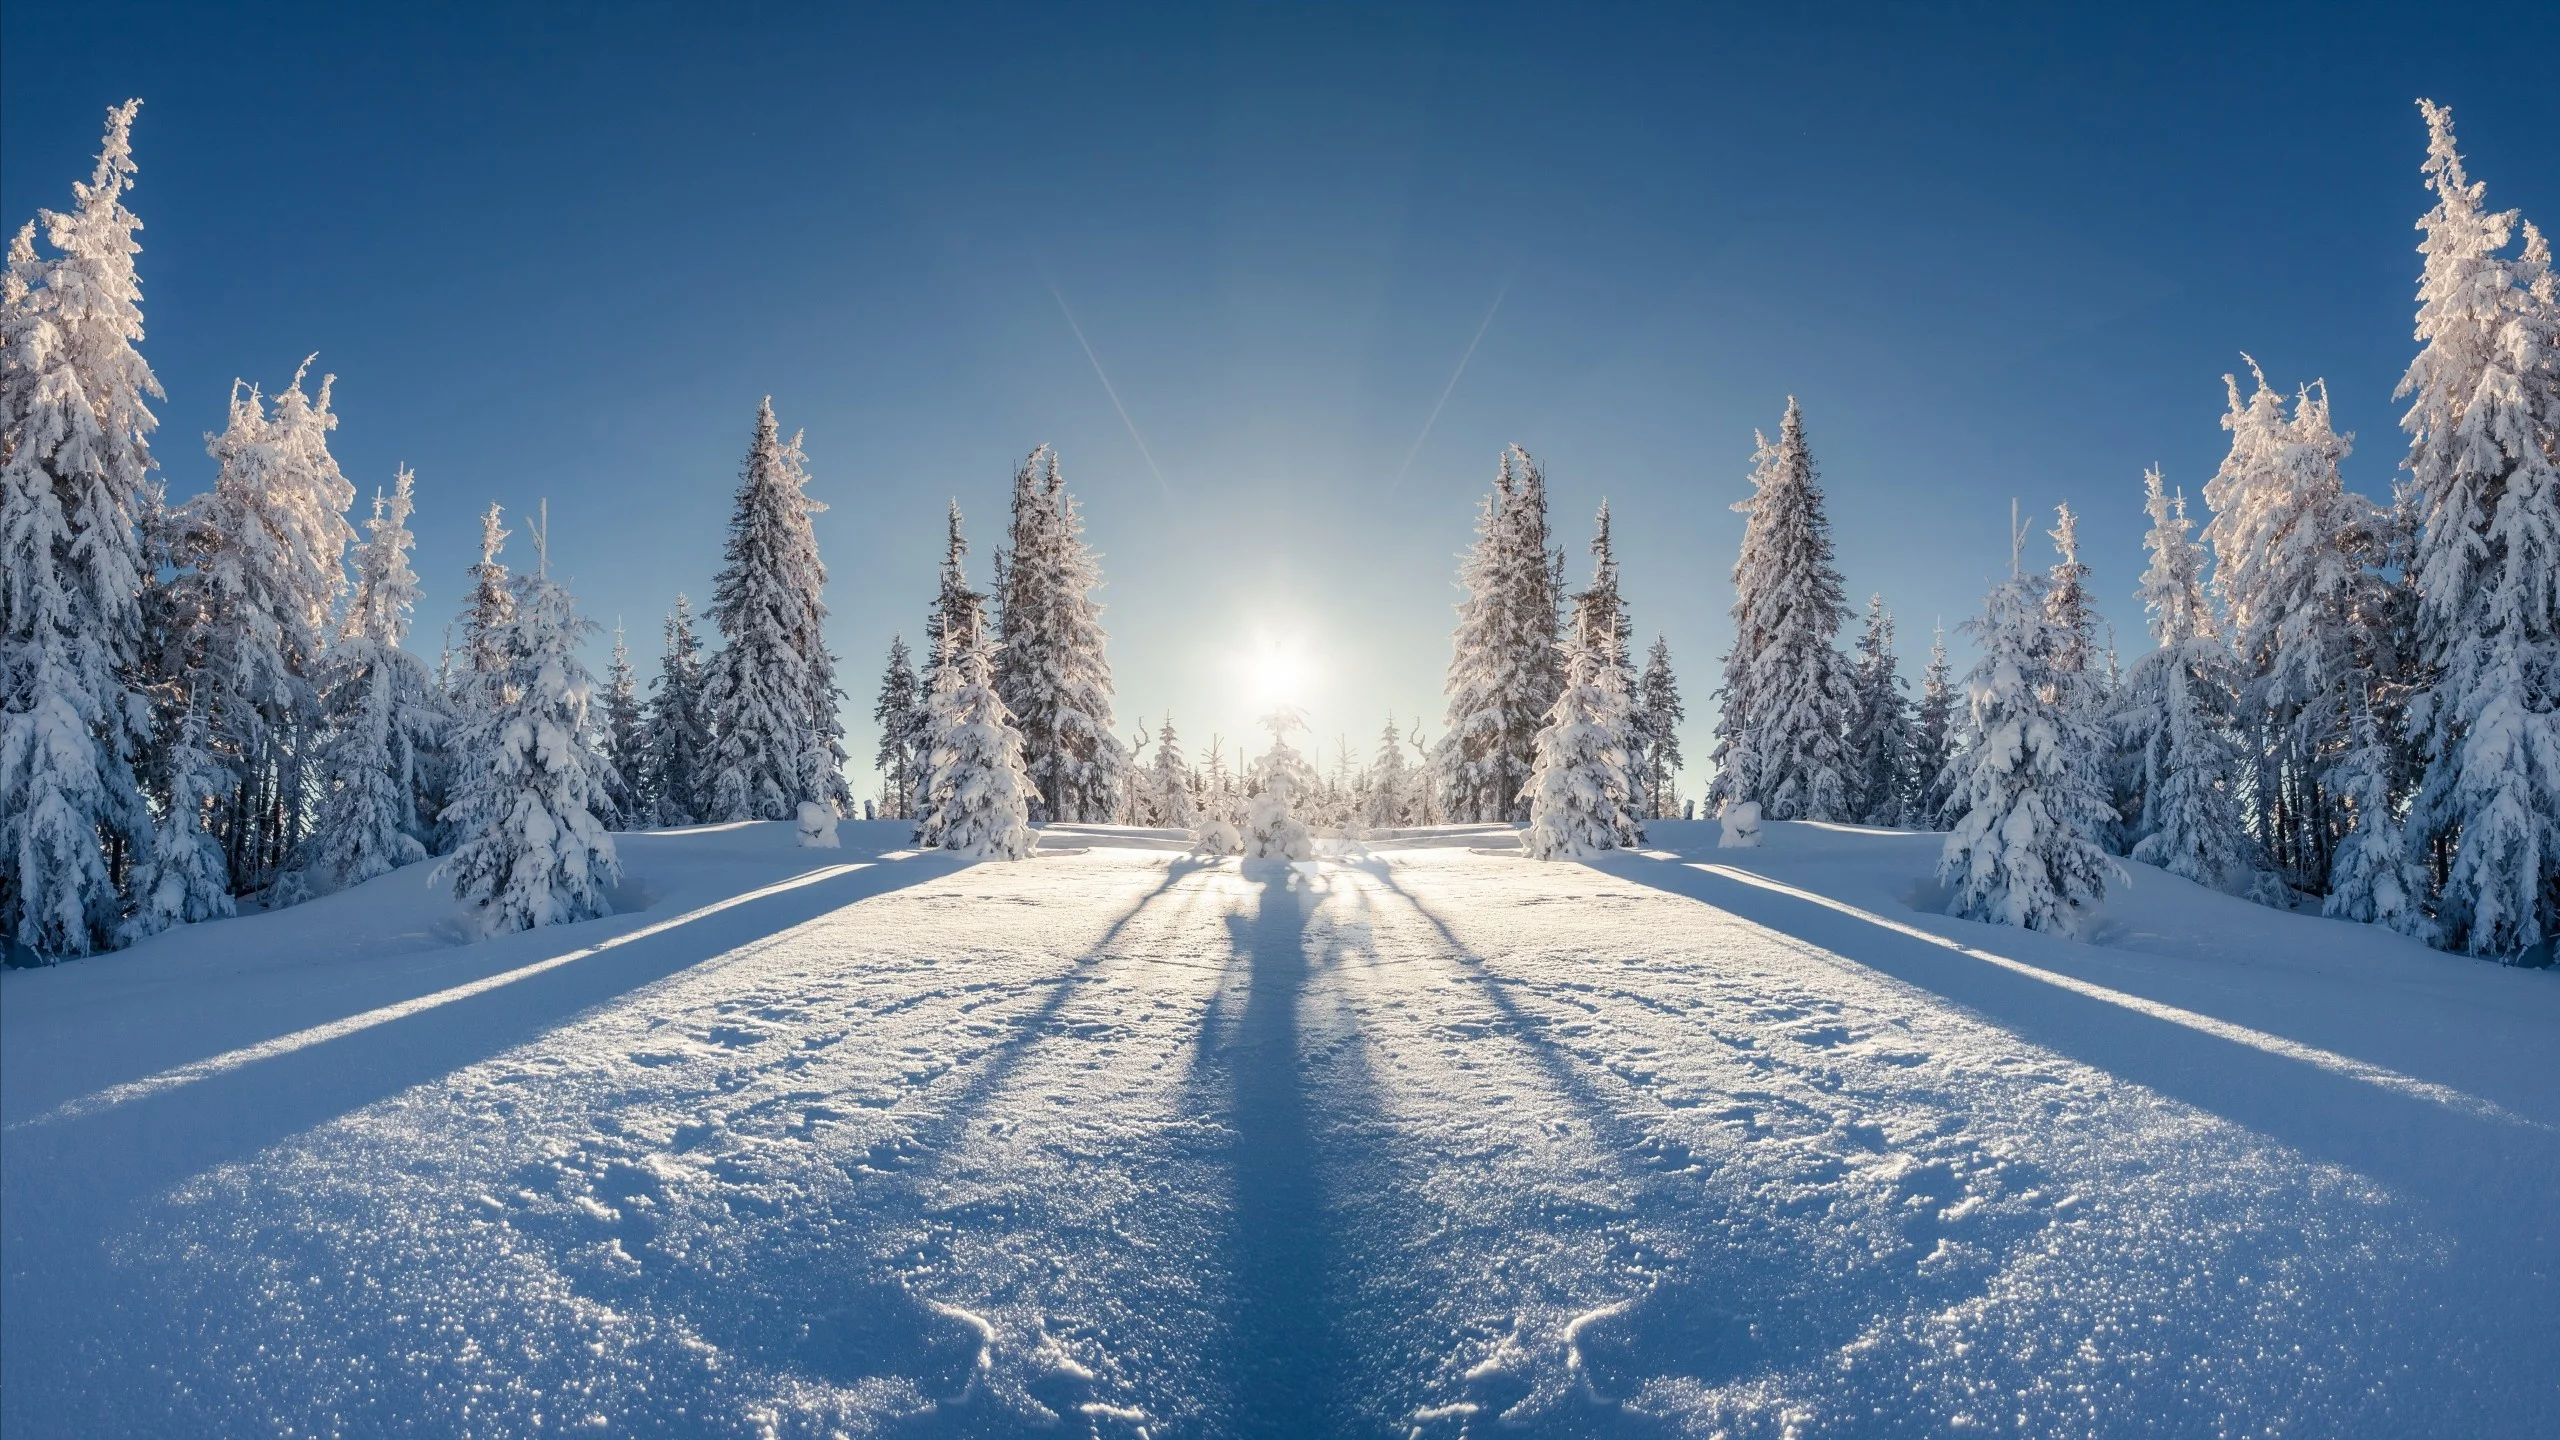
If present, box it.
[4,820,2553,1437]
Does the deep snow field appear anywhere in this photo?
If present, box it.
[4,819,2555,1438]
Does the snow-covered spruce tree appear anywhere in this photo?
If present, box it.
[160,363,356,896]
[1363,716,1414,829]
[1438,471,1515,823]
[1843,595,1914,826]
[1710,398,1856,821]
[920,502,984,687]
[434,537,620,936]
[2044,504,2101,689]
[1,102,164,960]
[2045,503,2116,849]
[1245,705,1318,861]
[992,446,1129,823]
[871,635,922,820]
[459,503,514,681]
[1190,735,1243,853]
[2395,100,2560,958]
[1524,617,1645,859]
[915,502,984,809]
[912,626,1037,859]
[283,468,444,898]
[1908,624,1960,826]
[1139,715,1197,828]
[597,622,647,830]
[123,694,230,936]
[1572,501,1643,803]
[702,401,847,821]
[2325,690,2433,931]
[2112,468,2258,894]
[1633,636,1685,821]
[1314,737,1356,830]
[435,502,515,847]
[1939,532,2122,936]
[2204,363,2402,894]
[1575,503,1639,699]
[643,595,712,826]
[1438,445,1564,822]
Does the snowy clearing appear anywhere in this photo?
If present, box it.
[5,819,2555,1437]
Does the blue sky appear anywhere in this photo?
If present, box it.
[6,1,2553,800]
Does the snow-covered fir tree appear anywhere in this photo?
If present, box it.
[643,595,712,826]
[285,468,443,898]
[123,694,230,937]
[1139,715,1197,828]
[1198,737,1239,822]
[2395,100,2560,958]
[1909,624,1961,826]
[459,502,514,679]
[2112,468,2258,894]
[1710,398,1856,821]
[439,502,515,845]
[2044,503,2115,846]
[2044,503,2101,687]
[1939,525,2122,936]
[1315,736,1357,830]
[2204,363,2403,895]
[992,446,1129,823]
[914,502,983,810]
[597,622,647,830]
[2324,690,2432,933]
[1363,716,1415,829]
[921,502,984,687]
[1245,705,1317,861]
[1438,445,1564,822]
[912,624,1037,860]
[871,635,922,820]
[160,363,356,896]
[1633,636,1685,821]
[1572,501,1643,801]
[701,400,847,821]
[434,523,621,935]
[1574,502,1638,693]
[1190,732,1243,855]
[1841,596,1913,826]
[1,102,163,959]
[1523,616,1645,859]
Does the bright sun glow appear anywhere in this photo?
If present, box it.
[1236,634,1315,709]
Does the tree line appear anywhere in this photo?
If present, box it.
[1687,101,2556,961]
[7,98,2550,965]
[1,103,845,959]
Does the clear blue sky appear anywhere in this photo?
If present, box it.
[7,1,2553,800]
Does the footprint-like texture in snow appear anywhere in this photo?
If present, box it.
[16,840,2549,1437]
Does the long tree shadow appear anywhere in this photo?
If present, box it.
[1595,856,2560,1211]
[1366,867,1844,1431]
[638,856,1229,1439]
[0,853,976,1437]
[7,854,1233,1440]
[5,857,967,1200]
[1210,860,1345,1437]
[1590,853,2560,1422]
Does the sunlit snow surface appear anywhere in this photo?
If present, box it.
[5,820,2554,1437]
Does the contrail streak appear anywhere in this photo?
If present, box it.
[1388,273,1514,495]
[1042,268,1171,496]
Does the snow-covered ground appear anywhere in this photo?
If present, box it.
[4,819,2554,1437]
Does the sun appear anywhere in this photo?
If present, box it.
[1239,635,1314,708]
